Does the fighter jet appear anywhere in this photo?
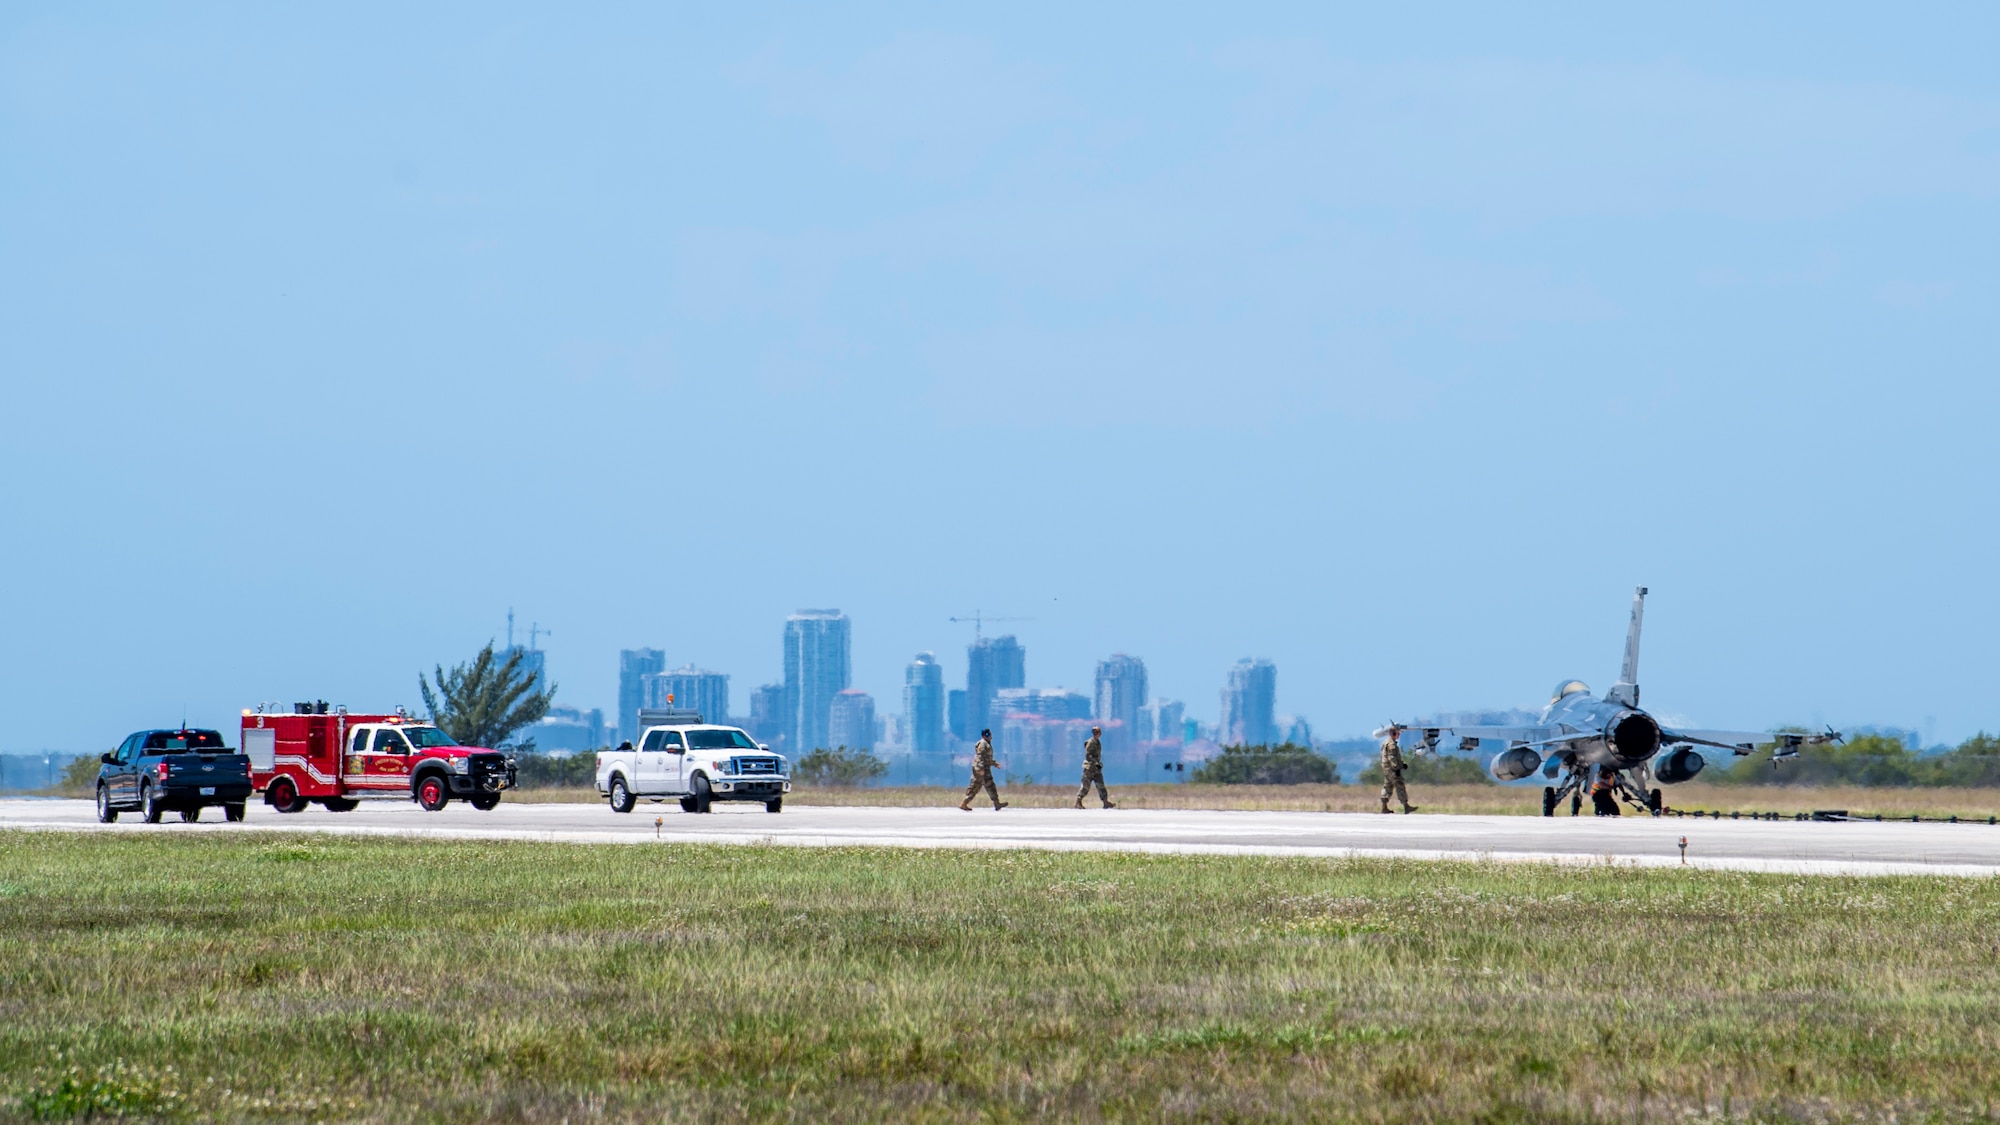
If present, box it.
[1377,587,1839,816]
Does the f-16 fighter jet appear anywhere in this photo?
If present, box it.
[1377,587,1839,816]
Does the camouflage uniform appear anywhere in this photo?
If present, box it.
[961,735,1004,810]
[1075,733,1114,808]
[1379,735,1414,813]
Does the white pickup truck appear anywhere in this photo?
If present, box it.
[597,716,790,814]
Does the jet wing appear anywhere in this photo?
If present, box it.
[1661,728,1840,757]
[1377,724,1559,752]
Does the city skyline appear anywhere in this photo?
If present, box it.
[558,613,1302,754]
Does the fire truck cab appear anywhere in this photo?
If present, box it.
[242,703,517,813]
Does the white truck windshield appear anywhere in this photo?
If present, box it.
[685,729,759,751]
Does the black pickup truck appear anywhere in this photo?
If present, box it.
[96,728,254,823]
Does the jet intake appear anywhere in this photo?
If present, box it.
[1491,746,1542,782]
[1654,746,1706,784]
[1608,711,1661,764]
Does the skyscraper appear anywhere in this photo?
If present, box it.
[643,664,730,725]
[828,689,878,750]
[947,689,968,741]
[904,652,946,753]
[746,683,786,745]
[617,648,666,744]
[1094,654,1148,752]
[1220,658,1278,746]
[964,634,1025,738]
[991,687,1094,721]
[783,610,851,752]
[1139,698,1186,744]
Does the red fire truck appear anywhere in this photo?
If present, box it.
[242,703,518,813]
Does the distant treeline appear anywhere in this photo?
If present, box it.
[1718,732,2000,787]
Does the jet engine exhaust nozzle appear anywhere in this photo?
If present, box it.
[1608,711,1661,765]
[1491,746,1543,782]
[1653,746,1706,784]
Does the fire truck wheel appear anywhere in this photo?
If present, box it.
[322,798,358,813]
[766,798,782,813]
[607,776,635,813]
[268,777,306,814]
[141,783,165,824]
[96,785,119,824]
[470,793,501,811]
[223,803,246,822]
[691,774,713,814]
[180,807,201,823]
[416,775,450,812]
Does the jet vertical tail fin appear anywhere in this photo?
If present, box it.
[1608,586,1647,707]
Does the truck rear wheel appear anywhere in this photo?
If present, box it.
[766,798,782,813]
[223,803,246,822]
[470,793,501,811]
[141,782,165,824]
[268,777,306,814]
[691,774,713,814]
[608,776,635,814]
[96,785,119,824]
[416,775,450,812]
[180,807,201,823]
[322,798,358,813]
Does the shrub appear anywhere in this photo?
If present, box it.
[1358,754,1494,787]
[795,746,889,787]
[1190,743,1338,785]
[512,752,599,789]
[1718,731,2000,788]
[58,754,100,795]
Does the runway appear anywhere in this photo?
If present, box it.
[4,797,1997,876]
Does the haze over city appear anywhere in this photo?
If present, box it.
[4,3,1998,752]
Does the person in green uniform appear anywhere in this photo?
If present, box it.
[1074,726,1115,809]
[959,728,1007,811]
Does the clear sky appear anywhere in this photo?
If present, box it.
[4,3,1997,752]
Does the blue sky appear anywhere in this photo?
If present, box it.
[3,2,1997,751]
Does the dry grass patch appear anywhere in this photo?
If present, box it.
[513,780,2000,820]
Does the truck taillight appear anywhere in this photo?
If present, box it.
[157,762,170,781]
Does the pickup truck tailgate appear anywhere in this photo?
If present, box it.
[160,753,252,794]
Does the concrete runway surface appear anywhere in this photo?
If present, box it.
[4,797,1998,876]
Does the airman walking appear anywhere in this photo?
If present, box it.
[1379,728,1418,814]
[1074,725,1115,809]
[959,728,1007,811]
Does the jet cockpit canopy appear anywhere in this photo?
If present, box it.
[1549,680,1591,706]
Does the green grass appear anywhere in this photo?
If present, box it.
[2,833,1998,1122]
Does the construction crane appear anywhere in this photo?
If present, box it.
[505,609,551,650]
[948,611,1035,640]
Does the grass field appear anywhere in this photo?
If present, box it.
[507,780,2000,820]
[3,833,1998,1122]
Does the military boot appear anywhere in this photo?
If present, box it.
[1073,797,1085,809]
[994,801,1009,810]
[1401,803,1419,814]
[1379,798,1392,814]
[1102,798,1116,809]
[958,800,972,812]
